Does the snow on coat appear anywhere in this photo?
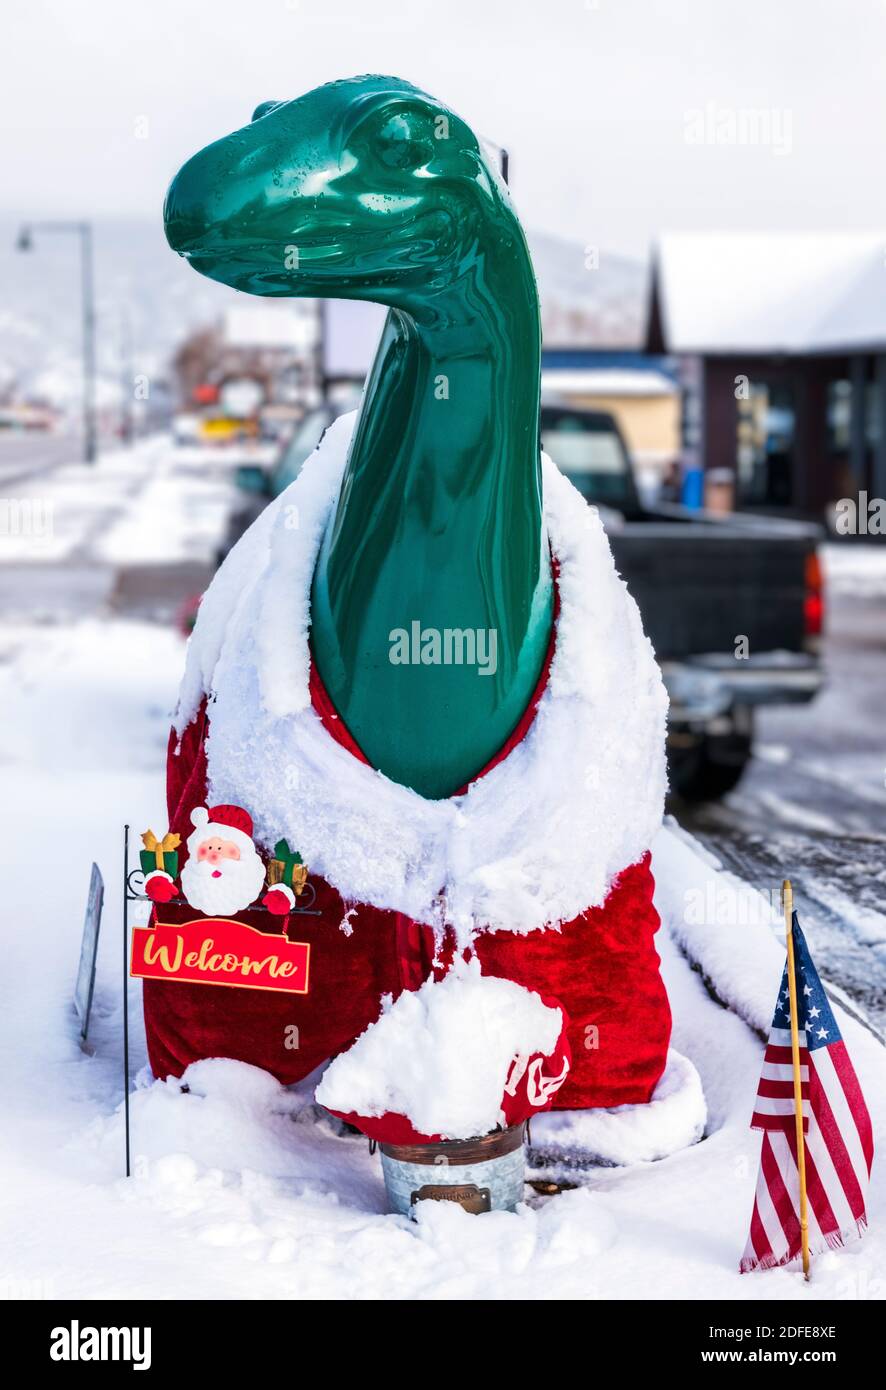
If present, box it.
[316,958,571,1142]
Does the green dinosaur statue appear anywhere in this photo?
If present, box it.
[164,76,553,799]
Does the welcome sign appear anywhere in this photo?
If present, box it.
[131,917,310,995]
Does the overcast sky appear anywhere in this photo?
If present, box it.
[4,0,886,257]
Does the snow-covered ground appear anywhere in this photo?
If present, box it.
[0,616,883,1300]
[682,587,886,1032]
[0,436,237,619]
[823,543,886,600]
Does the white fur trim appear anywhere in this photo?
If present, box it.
[144,869,174,886]
[174,410,668,940]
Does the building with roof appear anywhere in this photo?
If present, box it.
[646,233,886,518]
[540,351,679,480]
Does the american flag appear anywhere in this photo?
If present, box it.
[740,912,873,1273]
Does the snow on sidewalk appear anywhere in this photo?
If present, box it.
[0,618,884,1300]
[95,447,236,567]
[0,438,237,618]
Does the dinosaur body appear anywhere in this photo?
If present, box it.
[148,423,672,1109]
[155,77,672,1117]
[165,75,552,797]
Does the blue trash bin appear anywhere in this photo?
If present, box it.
[681,467,704,510]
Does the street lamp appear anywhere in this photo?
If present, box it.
[16,220,98,464]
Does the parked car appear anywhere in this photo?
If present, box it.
[540,404,824,800]
[217,404,344,562]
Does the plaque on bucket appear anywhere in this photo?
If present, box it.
[411,1184,491,1214]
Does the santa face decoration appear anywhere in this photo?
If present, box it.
[180,805,267,916]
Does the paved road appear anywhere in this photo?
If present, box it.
[680,591,886,1032]
[0,432,88,487]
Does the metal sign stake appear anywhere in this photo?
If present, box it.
[123,823,131,1178]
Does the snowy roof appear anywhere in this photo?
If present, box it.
[541,367,677,397]
[647,233,886,355]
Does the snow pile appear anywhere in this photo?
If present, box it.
[528,1050,706,1170]
[76,1055,618,1297]
[89,1061,617,1296]
[1,618,883,1298]
[316,959,564,1140]
[652,821,786,1036]
[174,410,668,940]
[93,1060,314,1179]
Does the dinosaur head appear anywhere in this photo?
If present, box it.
[164,75,511,303]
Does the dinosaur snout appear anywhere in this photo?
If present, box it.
[162,77,475,297]
[163,147,218,260]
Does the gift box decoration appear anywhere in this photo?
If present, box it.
[140,829,181,880]
[266,839,308,896]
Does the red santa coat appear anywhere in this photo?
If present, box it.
[145,649,671,1111]
[143,411,672,1111]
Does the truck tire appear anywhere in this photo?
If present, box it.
[667,706,753,803]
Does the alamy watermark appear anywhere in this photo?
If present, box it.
[0,497,54,540]
[834,492,886,535]
[50,1321,151,1370]
[683,883,783,929]
[684,103,793,157]
[389,621,497,676]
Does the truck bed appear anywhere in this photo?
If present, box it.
[607,509,821,662]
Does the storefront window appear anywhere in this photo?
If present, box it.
[736,380,795,506]
[826,379,851,452]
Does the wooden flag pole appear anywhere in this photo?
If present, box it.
[783,878,810,1279]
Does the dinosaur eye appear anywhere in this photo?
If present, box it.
[375,113,433,171]
[251,100,284,123]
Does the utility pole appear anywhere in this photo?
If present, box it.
[315,297,327,404]
[118,303,135,445]
[16,220,98,463]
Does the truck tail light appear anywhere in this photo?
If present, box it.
[804,551,824,638]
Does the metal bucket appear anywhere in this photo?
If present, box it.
[380,1124,526,1216]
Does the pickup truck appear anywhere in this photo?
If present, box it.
[221,401,825,801]
[541,403,825,800]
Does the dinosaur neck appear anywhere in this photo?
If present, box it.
[310,230,553,800]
